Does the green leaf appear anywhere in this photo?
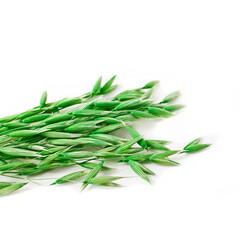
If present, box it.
[161,91,180,103]
[128,160,151,183]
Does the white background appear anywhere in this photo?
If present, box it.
[0,1,240,239]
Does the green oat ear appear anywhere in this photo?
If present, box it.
[41,131,82,139]
[131,110,156,119]
[56,97,82,108]
[114,99,151,111]
[150,158,180,166]
[17,109,43,120]
[0,161,36,171]
[51,171,87,185]
[40,91,47,108]
[93,123,123,134]
[8,130,42,138]
[22,114,51,123]
[38,151,60,167]
[150,150,180,159]
[87,176,123,186]
[183,137,201,150]
[100,75,117,94]
[64,151,95,159]
[82,161,104,191]
[44,114,73,124]
[92,76,102,95]
[94,101,120,110]
[90,133,127,144]
[0,182,28,196]
[0,147,41,158]
[123,153,153,162]
[142,80,160,89]
[148,107,174,118]
[184,144,211,153]
[0,114,19,123]
[142,88,154,99]
[145,140,170,151]
[125,125,148,150]
[51,138,111,146]
[73,109,108,117]
[79,162,113,171]
[131,161,155,175]
[0,182,16,189]
[116,136,143,153]
[164,104,185,112]
[128,160,151,184]
[161,90,180,103]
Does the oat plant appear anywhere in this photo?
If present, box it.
[0,76,210,196]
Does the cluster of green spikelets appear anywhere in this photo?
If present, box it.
[0,76,210,196]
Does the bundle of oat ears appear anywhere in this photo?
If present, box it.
[0,76,210,196]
